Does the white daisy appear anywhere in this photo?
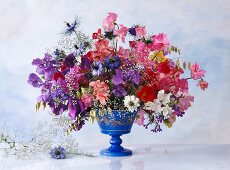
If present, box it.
[124,95,140,112]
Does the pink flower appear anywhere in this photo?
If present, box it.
[89,80,110,105]
[197,80,208,90]
[179,78,189,92]
[134,109,145,126]
[102,12,118,32]
[135,26,146,38]
[133,41,149,58]
[108,12,117,21]
[190,63,206,80]
[93,39,111,61]
[149,33,170,51]
[117,46,130,59]
[113,24,128,43]
[177,95,194,111]
[65,66,82,91]
[81,94,93,108]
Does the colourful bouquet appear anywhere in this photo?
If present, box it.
[28,12,208,133]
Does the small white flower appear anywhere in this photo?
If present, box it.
[144,99,162,113]
[124,95,140,112]
[162,105,173,117]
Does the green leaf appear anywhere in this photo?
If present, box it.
[183,62,186,69]
[188,62,191,70]
[36,102,41,112]
[42,102,46,110]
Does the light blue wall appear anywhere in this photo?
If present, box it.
[0,0,229,145]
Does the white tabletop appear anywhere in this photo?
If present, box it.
[0,144,229,170]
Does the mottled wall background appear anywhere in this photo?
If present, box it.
[0,0,229,146]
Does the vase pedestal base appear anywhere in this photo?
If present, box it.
[100,148,132,157]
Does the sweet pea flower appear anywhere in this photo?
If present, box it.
[113,24,128,43]
[117,46,130,59]
[102,12,118,32]
[89,80,110,105]
[27,73,43,88]
[135,26,146,38]
[68,98,85,120]
[177,95,194,111]
[157,90,171,105]
[81,94,93,108]
[190,63,206,80]
[144,99,162,113]
[134,109,145,126]
[197,80,208,90]
[149,33,170,51]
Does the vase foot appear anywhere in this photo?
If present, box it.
[100,148,132,157]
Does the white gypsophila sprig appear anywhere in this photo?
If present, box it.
[0,116,95,159]
[124,95,140,112]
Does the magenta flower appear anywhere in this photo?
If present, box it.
[179,79,188,92]
[135,26,146,38]
[190,63,206,80]
[149,33,170,51]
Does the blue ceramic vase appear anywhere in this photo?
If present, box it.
[96,110,137,157]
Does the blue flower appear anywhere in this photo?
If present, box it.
[104,56,121,70]
[128,27,136,36]
[92,61,103,76]
[64,19,79,35]
[50,146,67,159]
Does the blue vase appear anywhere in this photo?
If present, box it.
[96,110,137,157]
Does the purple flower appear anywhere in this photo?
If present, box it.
[27,73,43,87]
[92,61,103,76]
[50,104,67,115]
[112,69,140,86]
[112,69,124,85]
[104,56,121,70]
[68,99,85,120]
[128,27,136,36]
[81,55,91,70]
[173,106,185,117]
[64,53,75,68]
[112,85,127,97]
[32,53,57,80]
[124,70,140,85]
[50,146,67,159]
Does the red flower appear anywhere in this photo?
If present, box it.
[137,85,157,102]
[92,29,101,39]
[53,71,65,81]
[142,68,158,86]
[157,59,171,74]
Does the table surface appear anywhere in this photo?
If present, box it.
[0,144,229,170]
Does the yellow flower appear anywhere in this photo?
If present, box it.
[150,51,167,63]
